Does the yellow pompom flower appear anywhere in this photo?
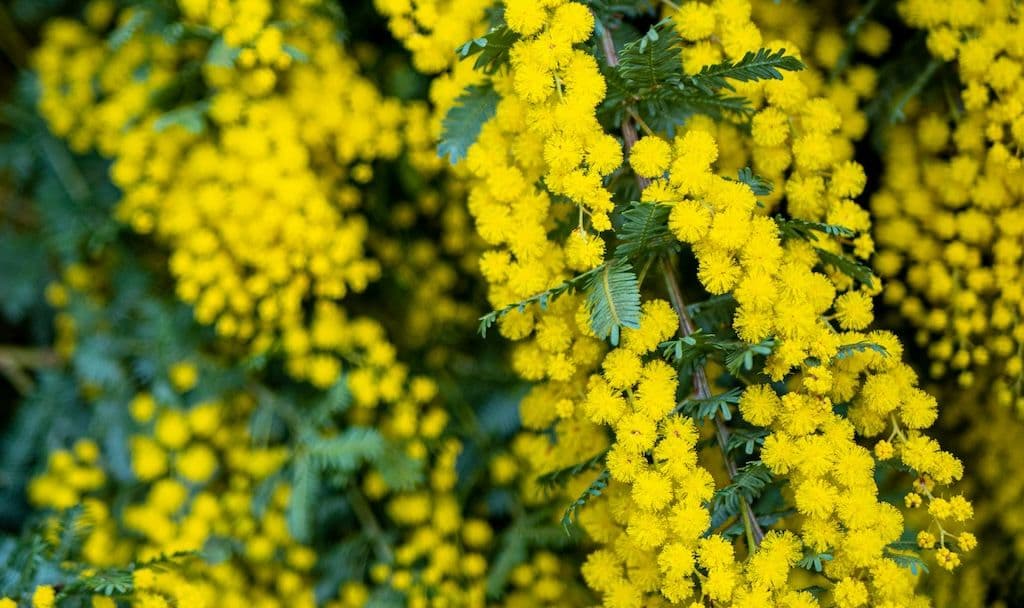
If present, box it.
[629,136,672,178]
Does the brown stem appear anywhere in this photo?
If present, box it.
[597,17,651,192]
[0,346,59,394]
[661,258,765,548]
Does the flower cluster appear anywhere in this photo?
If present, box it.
[2,0,1002,606]
[872,1,1024,403]
[34,3,434,388]
[455,0,974,605]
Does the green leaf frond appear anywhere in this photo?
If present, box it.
[725,426,770,456]
[686,294,738,332]
[438,83,500,164]
[815,248,876,288]
[585,259,642,345]
[614,201,679,260]
[304,427,385,473]
[885,541,930,575]
[736,167,773,196]
[457,26,519,74]
[487,510,574,599]
[561,469,610,533]
[776,217,856,241]
[676,386,743,421]
[689,47,805,94]
[710,462,773,523]
[724,338,776,375]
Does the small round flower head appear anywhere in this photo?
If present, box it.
[629,136,672,178]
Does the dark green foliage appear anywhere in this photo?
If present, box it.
[724,338,776,375]
[287,456,317,543]
[710,462,772,525]
[153,101,209,134]
[457,26,519,74]
[835,341,889,360]
[736,167,773,196]
[720,507,790,539]
[585,259,642,345]
[0,231,50,323]
[304,428,385,472]
[661,331,773,379]
[725,426,770,456]
[686,294,738,332]
[603,21,756,128]
[288,428,424,541]
[438,84,500,163]
[314,537,371,603]
[677,387,743,421]
[603,21,803,132]
[587,0,657,22]
[375,449,425,491]
[615,22,687,96]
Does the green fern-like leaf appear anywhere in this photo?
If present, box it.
[70,570,133,596]
[457,26,519,74]
[815,248,876,287]
[676,387,743,421]
[438,84,500,163]
[656,86,754,123]
[603,20,758,128]
[885,546,930,575]
[287,457,316,543]
[616,21,685,94]
[725,426,770,456]
[776,218,856,241]
[615,201,678,259]
[585,259,642,345]
[486,536,527,599]
[689,48,805,93]
[660,330,732,372]
[486,510,567,598]
[710,462,772,524]
[724,338,776,375]
[835,341,889,360]
[562,469,610,533]
[375,448,424,491]
[153,101,208,135]
[686,294,738,332]
[305,427,385,473]
[736,167,773,196]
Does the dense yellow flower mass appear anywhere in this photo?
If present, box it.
[456,0,973,606]
[5,0,1013,605]
[33,1,441,389]
[873,1,1024,405]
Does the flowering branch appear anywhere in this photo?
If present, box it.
[597,17,765,552]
